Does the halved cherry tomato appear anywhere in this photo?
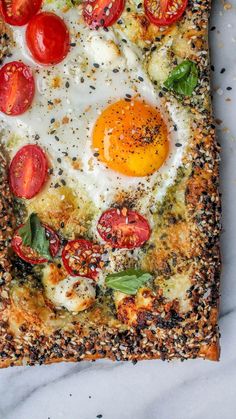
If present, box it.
[83,0,125,29]
[0,61,35,116]
[62,239,102,280]
[144,0,188,26]
[12,224,60,264]
[0,0,42,26]
[26,12,70,65]
[97,208,151,249]
[9,144,48,199]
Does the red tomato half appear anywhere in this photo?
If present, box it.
[144,0,188,26]
[97,208,151,249]
[62,239,102,280]
[9,144,48,199]
[26,12,70,65]
[0,61,35,116]
[0,0,42,26]
[12,224,60,264]
[83,0,125,29]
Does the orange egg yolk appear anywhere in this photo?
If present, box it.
[92,99,169,177]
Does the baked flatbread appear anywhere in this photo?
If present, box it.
[0,0,220,366]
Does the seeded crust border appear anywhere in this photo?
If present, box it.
[0,0,221,367]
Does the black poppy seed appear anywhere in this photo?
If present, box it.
[72,157,77,161]
[54,183,60,188]
[137,2,142,8]
[210,65,214,71]
[103,27,109,32]
[226,86,232,90]
[126,94,132,98]
[159,92,163,97]
[151,46,157,52]
[57,158,62,163]
[58,169,63,175]
[113,68,119,73]
[126,7,131,11]
[90,85,96,90]
[93,63,100,68]
[138,76,144,81]
[65,81,70,88]
[55,136,60,141]
[81,77,84,83]
[174,124,178,131]
[96,415,103,419]
[175,143,182,147]
[117,19,122,24]
[122,39,127,43]
[61,179,66,186]
[210,26,216,31]
[61,222,65,228]
[35,134,40,140]
[220,68,225,74]
[70,42,76,47]
[94,152,99,157]
[49,168,54,175]
[62,151,68,156]
[48,100,53,105]
[50,118,55,123]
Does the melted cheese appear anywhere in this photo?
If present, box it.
[43,265,96,312]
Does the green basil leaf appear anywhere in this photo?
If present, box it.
[18,213,52,261]
[164,60,199,96]
[18,216,32,247]
[105,269,152,295]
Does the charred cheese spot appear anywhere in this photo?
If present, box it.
[114,287,155,326]
[93,99,169,177]
[42,264,96,313]
[120,12,173,45]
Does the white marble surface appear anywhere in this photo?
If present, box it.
[1,1,236,418]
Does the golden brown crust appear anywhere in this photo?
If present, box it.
[0,0,221,366]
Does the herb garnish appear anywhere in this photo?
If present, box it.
[164,60,199,96]
[18,213,52,260]
[105,269,152,295]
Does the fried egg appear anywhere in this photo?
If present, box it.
[0,1,192,309]
[1,1,191,212]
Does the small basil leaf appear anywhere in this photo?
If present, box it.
[18,216,32,247]
[164,60,198,96]
[105,269,152,295]
[18,213,52,261]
